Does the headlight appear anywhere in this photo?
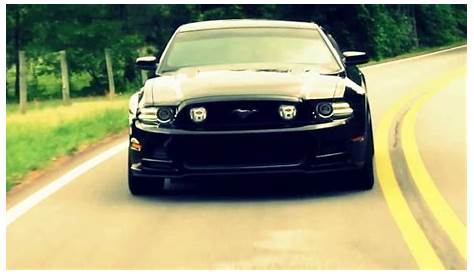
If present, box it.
[190,107,207,123]
[138,106,175,124]
[138,107,158,124]
[332,102,353,118]
[315,102,353,119]
[316,102,333,118]
[157,107,174,123]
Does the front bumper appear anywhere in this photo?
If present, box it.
[129,119,368,179]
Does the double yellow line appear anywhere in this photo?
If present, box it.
[375,67,466,269]
[401,67,466,261]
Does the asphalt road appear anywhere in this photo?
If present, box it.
[6,46,467,269]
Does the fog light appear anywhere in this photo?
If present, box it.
[279,105,297,120]
[157,107,174,123]
[316,102,333,118]
[130,137,142,151]
[190,107,207,123]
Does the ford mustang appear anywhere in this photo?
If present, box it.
[127,19,374,195]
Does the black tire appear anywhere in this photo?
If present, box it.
[128,171,146,195]
[354,156,374,190]
[128,154,165,195]
[128,171,165,196]
[354,113,375,190]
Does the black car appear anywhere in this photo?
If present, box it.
[127,19,374,195]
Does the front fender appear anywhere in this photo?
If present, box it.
[128,91,142,125]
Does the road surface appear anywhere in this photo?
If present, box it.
[6,46,467,269]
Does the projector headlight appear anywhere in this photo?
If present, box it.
[316,102,333,118]
[190,107,207,123]
[315,102,353,119]
[138,106,175,124]
[157,107,174,123]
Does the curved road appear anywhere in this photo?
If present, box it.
[6,46,466,269]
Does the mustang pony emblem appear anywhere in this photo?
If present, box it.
[232,108,259,119]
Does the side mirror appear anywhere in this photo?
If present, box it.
[136,56,158,71]
[343,51,369,66]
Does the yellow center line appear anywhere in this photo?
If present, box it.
[375,66,466,269]
[400,68,466,260]
[375,90,444,269]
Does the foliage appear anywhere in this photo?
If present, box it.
[5,4,467,101]
[6,96,129,191]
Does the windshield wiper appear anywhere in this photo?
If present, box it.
[255,68,291,73]
[229,68,292,73]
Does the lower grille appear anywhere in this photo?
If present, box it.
[175,132,308,168]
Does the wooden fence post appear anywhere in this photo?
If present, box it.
[18,50,27,113]
[59,50,71,105]
[104,48,115,97]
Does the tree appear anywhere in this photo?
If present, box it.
[5,4,467,101]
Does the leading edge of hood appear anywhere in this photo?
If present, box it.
[141,70,348,106]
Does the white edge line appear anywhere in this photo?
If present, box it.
[362,44,467,70]
[5,44,467,227]
[6,141,128,226]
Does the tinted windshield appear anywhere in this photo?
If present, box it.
[160,27,341,73]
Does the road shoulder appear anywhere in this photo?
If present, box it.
[6,131,128,209]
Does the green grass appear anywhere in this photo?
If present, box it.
[6,95,129,191]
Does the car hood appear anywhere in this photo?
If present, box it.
[141,70,347,106]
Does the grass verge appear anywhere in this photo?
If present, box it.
[6,95,129,191]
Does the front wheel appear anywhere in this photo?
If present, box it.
[128,172,165,195]
[128,170,165,195]
[354,113,375,190]
[354,156,374,190]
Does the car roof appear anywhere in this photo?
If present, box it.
[177,19,319,33]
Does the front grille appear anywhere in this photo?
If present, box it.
[175,100,313,130]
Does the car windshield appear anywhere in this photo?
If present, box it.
[159,27,341,74]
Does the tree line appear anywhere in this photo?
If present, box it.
[6,4,467,102]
